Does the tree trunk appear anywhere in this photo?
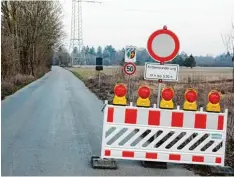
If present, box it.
[30,44,35,77]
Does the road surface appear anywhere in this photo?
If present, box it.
[1,66,196,176]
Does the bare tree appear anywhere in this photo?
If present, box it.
[222,22,234,92]
[1,1,64,79]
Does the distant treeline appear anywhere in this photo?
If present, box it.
[54,45,233,67]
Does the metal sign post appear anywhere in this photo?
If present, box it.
[124,46,137,100]
[98,71,101,88]
[128,75,131,100]
[157,82,162,108]
[156,62,164,108]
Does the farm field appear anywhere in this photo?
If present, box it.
[71,66,233,83]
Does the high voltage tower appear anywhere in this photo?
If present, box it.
[70,0,101,67]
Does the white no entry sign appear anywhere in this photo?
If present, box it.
[144,63,179,81]
[147,27,180,63]
[123,62,136,75]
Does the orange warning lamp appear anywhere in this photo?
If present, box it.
[206,90,221,112]
[183,88,198,111]
[113,83,127,105]
[136,86,151,107]
[160,87,174,109]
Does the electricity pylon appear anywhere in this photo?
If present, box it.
[69,0,101,67]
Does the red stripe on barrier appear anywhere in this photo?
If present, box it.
[217,115,224,130]
[107,107,114,122]
[146,152,158,159]
[171,112,184,127]
[192,156,204,162]
[125,109,137,124]
[195,114,207,129]
[122,151,134,157]
[105,150,111,156]
[169,154,181,161]
[148,110,160,126]
[215,157,222,164]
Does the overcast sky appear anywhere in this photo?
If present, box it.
[60,0,234,56]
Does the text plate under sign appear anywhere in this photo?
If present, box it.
[144,62,179,82]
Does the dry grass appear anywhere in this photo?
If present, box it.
[1,74,36,100]
[72,66,234,169]
[71,66,233,83]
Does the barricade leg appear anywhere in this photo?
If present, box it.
[91,156,117,169]
[91,100,118,170]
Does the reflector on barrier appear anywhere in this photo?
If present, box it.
[206,90,221,113]
[113,84,127,105]
[183,88,198,111]
[136,86,151,107]
[160,87,174,109]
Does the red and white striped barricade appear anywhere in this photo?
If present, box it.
[100,102,228,166]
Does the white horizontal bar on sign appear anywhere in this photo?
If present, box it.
[105,147,224,157]
[103,155,223,166]
[105,123,225,133]
[106,104,228,114]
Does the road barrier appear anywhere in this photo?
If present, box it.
[92,84,228,169]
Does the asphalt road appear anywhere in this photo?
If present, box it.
[1,66,196,176]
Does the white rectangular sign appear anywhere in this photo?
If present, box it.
[144,63,179,81]
[125,46,136,63]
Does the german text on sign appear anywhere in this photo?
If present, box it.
[144,63,179,81]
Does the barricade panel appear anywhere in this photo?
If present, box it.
[101,104,228,166]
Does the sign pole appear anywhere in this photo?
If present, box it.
[98,71,101,88]
[123,62,136,100]
[157,62,164,108]
[128,75,131,100]
[157,81,162,108]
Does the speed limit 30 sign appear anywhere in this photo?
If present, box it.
[123,62,136,75]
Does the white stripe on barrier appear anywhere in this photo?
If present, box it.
[160,110,172,127]
[183,111,195,128]
[137,108,148,125]
[207,113,218,130]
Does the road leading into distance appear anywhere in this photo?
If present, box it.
[1,66,196,176]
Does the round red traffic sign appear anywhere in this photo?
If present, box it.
[147,26,180,63]
[123,62,136,75]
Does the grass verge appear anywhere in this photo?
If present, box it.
[1,73,46,100]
